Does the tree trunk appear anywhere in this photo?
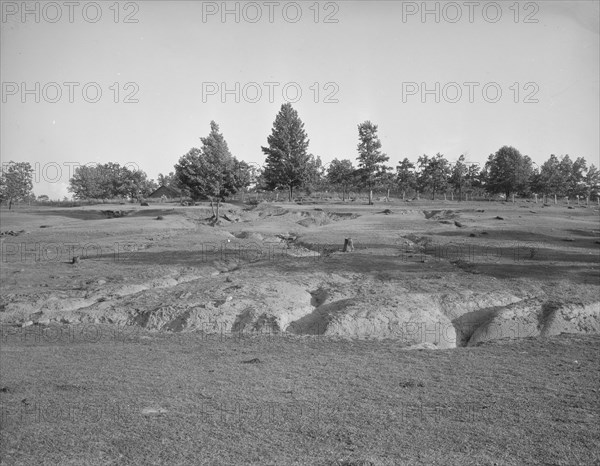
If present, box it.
[8,199,12,210]
[368,189,373,205]
[289,186,293,202]
[451,192,453,201]
[210,201,215,217]
[444,193,447,201]
[554,194,557,205]
[215,200,220,221]
[342,188,346,202]
[402,190,405,201]
[387,188,390,202]
[512,193,515,204]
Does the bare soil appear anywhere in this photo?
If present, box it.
[1,199,599,464]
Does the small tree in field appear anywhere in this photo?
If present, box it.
[484,146,532,199]
[450,154,469,201]
[327,159,355,201]
[261,103,311,201]
[417,153,450,200]
[0,161,34,210]
[396,158,416,200]
[356,121,389,205]
[175,121,242,221]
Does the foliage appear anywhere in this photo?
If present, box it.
[68,163,155,200]
[484,146,533,198]
[261,103,311,201]
[0,161,35,209]
[417,153,451,200]
[396,158,417,197]
[327,158,355,199]
[355,121,389,204]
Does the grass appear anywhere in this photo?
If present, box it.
[1,329,599,465]
[1,199,599,465]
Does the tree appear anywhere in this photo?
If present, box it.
[157,172,179,189]
[484,146,532,199]
[69,164,107,199]
[533,154,567,200]
[68,163,154,201]
[327,158,355,201]
[356,121,389,205]
[417,153,450,200]
[304,154,326,196]
[568,156,588,198]
[584,164,600,200]
[175,121,242,221]
[450,155,470,201]
[261,103,311,201]
[396,158,416,200]
[0,161,34,210]
[231,159,253,201]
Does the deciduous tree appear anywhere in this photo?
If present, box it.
[0,161,35,210]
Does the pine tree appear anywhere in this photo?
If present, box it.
[356,121,389,205]
[261,103,311,202]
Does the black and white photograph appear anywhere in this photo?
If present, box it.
[1,1,599,464]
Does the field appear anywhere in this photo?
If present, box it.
[1,199,599,465]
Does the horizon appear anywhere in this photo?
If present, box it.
[1,0,599,199]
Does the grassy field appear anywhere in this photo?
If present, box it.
[1,199,599,465]
[1,330,599,465]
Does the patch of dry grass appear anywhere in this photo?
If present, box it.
[1,331,599,465]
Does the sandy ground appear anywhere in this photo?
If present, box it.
[1,199,599,348]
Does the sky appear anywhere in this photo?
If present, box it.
[1,0,599,199]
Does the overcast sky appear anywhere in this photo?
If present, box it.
[1,0,599,199]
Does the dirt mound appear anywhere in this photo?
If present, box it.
[467,300,600,346]
[423,210,458,220]
[127,281,315,334]
[296,211,359,227]
[286,293,457,348]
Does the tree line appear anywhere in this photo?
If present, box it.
[1,103,598,214]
